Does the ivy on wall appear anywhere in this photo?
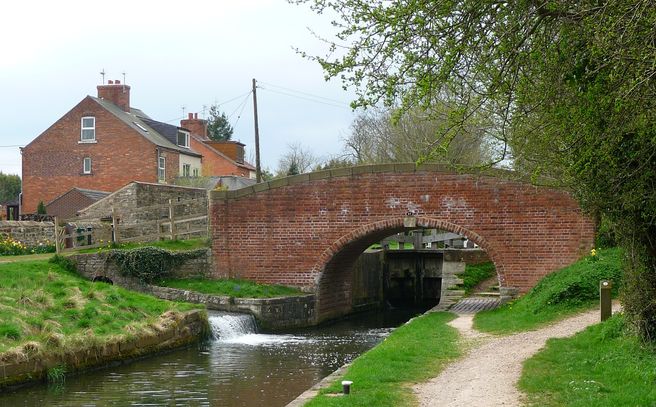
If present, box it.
[108,247,206,283]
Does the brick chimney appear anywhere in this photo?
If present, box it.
[180,113,208,138]
[97,79,131,112]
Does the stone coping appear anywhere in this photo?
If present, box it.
[210,163,558,201]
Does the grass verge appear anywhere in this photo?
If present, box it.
[156,277,304,298]
[474,247,623,334]
[0,259,201,354]
[305,312,460,406]
[520,314,656,406]
[456,261,496,294]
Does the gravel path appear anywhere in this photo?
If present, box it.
[414,308,603,407]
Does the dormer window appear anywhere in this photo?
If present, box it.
[176,131,190,148]
[81,117,96,142]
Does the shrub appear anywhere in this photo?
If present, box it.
[108,247,206,283]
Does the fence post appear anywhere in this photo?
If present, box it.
[168,199,177,240]
[600,280,612,321]
[54,216,61,254]
[111,207,119,244]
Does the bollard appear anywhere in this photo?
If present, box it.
[600,280,612,321]
[342,380,353,395]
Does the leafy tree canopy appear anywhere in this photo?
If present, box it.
[0,172,20,203]
[294,0,656,339]
[206,104,234,141]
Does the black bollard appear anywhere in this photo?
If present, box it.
[342,380,353,395]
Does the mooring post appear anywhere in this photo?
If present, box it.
[54,216,60,254]
[600,280,612,321]
[341,380,353,395]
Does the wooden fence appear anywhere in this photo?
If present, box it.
[55,198,208,253]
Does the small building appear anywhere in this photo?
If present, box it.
[45,188,110,220]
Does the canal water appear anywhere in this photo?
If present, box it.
[0,308,422,406]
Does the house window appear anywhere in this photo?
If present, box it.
[192,168,199,177]
[83,157,92,174]
[182,163,191,177]
[81,117,96,142]
[176,131,189,148]
[158,156,166,181]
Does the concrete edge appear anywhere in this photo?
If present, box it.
[286,363,352,407]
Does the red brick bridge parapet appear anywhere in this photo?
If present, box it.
[209,163,595,323]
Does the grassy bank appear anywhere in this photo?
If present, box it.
[157,277,304,298]
[0,258,201,354]
[520,314,656,405]
[305,312,460,406]
[474,248,622,334]
[457,261,496,294]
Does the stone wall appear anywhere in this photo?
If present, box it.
[0,310,207,389]
[0,221,55,246]
[77,182,208,242]
[443,248,490,265]
[71,251,314,330]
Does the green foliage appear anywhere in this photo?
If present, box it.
[48,254,77,273]
[0,172,21,203]
[306,312,460,406]
[474,248,623,334]
[47,365,67,384]
[36,201,47,215]
[0,260,201,354]
[520,314,656,406]
[206,104,233,141]
[78,238,209,254]
[157,278,304,298]
[456,262,496,294]
[108,247,206,283]
[286,161,299,176]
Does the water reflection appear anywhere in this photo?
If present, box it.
[0,308,422,406]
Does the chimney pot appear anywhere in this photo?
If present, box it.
[188,113,193,119]
[115,79,121,84]
[194,113,198,119]
[108,80,114,84]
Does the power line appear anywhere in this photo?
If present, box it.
[258,81,351,106]
[0,145,24,148]
[259,87,351,109]
[164,90,254,123]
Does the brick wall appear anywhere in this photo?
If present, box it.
[209,164,596,322]
[22,97,160,214]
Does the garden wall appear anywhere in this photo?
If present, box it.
[0,220,55,247]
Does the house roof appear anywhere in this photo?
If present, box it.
[189,134,256,171]
[46,187,111,207]
[90,96,202,157]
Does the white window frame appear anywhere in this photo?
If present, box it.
[182,163,191,177]
[80,117,96,142]
[158,156,166,181]
[83,157,92,174]
[192,168,199,177]
[176,131,190,148]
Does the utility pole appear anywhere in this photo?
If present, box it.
[252,78,262,183]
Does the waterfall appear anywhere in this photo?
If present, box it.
[208,312,258,341]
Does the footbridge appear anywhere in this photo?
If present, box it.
[209,163,594,322]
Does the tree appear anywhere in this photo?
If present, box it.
[0,172,21,203]
[276,142,320,176]
[206,104,233,141]
[295,0,656,339]
[36,201,46,215]
[343,107,491,166]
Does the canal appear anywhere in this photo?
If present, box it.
[0,308,423,406]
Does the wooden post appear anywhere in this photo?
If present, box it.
[111,207,119,244]
[54,216,61,254]
[168,199,177,240]
[600,280,612,321]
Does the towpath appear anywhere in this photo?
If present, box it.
[414,306,605,407]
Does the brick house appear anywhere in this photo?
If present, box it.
[45,188,110,219]
[180,113,256,178]
[21,81,210,215]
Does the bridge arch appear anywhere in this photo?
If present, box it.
[210,164,595,323]
[312,217,505,320]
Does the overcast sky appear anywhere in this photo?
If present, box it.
[0,0,357,176]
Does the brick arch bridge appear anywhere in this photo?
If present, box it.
[209,164,595,322]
